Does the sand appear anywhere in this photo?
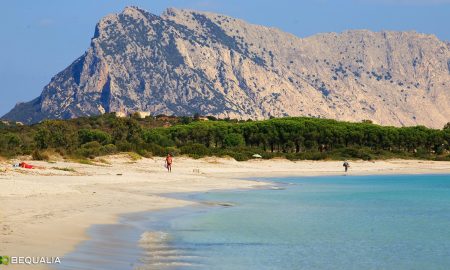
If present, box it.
[1,155,450,269]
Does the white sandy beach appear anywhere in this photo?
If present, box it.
[1,155,450,269]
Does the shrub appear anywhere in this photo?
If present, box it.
[413,147,431,160]
[294,151,327,160]
[34,128,51,149]
[115,141,133,152]
[76,141,102,158]
[180,143,210,157]
[336,147,374,160]
[179,116,193,125]
[137,149,152,158]
[212,147,256,161]
[32,150,50,161]
[100,144,117,155]
[0,133,22,156]
[142,130,174,147]
[145,143,166,156]
[75,142,118,158]
[78,129,111,145]
[34,121,75,149]
[230,152,250,161]
[163,147,180,157]
[223,133,245,148]
[128,152,142,161]
[435,154,450,161]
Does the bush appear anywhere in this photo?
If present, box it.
[34,121,75,149]
[230,152,250,161]
[142,130,174,147]
[223,133,245,148]
[293,151,328,160]
[413,147,432,160]
[180,143,210,157]
[115,141,133,152]
[100,144,117,155]
[211,147,256,161]
[34,128,51,149]
[32,150,50,161]
[128,152,142,161]
[165,147,180,157]
[78,129,111,145]
[0,133,22,156]
[336,147,374,160]
[145,143,166,156]
[435,154,450,161]
[75,141,102,158]
[137,149,152,158]
[179,116,193,125]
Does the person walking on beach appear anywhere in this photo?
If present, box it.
[343,160,350,172]
[165,154,173,173]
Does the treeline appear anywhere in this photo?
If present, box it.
[1,114,450,161]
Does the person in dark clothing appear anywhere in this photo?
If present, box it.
[343,161,350,172]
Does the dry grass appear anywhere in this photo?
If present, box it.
[96,158,111,165]
[71,158,95,165]
[32,149,65,162]
[201,157,223,164]
[52,167,76,172]
[127,152,142,161]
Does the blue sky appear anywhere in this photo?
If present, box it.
[1,0,450,116]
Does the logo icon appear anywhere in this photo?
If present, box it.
[0,256,10,265]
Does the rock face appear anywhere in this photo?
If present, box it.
[3,6,450,127]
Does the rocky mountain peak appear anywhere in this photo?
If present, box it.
[2,7,449,128]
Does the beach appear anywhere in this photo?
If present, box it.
[1,155,450,269]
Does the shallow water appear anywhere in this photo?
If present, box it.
[59,174,450,270]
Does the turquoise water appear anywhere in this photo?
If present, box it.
[165,174,450,270]
[59,174,450,270]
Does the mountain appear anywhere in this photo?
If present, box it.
[3,6,450,127]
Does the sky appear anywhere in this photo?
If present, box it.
[1,0,450,116]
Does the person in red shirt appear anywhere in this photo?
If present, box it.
[19,162,34,169]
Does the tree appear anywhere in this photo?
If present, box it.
[0,133,22,155]
[179,116,192,125]
[78,129,111,145]
[223,133,245,148]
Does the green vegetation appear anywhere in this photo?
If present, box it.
[1,113,449,161]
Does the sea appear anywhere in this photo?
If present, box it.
[57,174,450,270]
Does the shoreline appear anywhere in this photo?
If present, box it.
[1,155,450,269]
[61,201,220,270]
